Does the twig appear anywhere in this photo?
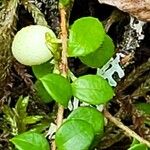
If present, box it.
[117,59,150,93]
[59,7,68,76]
[132,76,150,98]
[51,104,64,150]
[56,3,68,130]
[56,104,64,128]
[104,10,124,32]
[104,109,150,148]
[51,5,68,150]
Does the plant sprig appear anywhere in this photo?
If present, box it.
[21,0,48,26]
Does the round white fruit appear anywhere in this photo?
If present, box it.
[12,25,56,66]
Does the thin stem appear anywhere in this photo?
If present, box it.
[56,5,68,129]
[51,5,68,150]
[59,7,68,77]
[56,5,68,128]
[51,105,64,150]
[56,104,65,128]
[104,109,150,148]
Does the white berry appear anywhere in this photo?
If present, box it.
[12,25,56,66]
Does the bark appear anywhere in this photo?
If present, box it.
[98,0,150,21]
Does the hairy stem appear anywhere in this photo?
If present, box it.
[51,5,68,150]
[55,3,68,130]
[59,8,68,77]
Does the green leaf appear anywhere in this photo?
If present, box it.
[45,32,60,60]
[40,73,72,107]
[10,132,50,150]
[72,75,114,105]
[144,120,150,126]
[55,119,94,150]
[32,62,54,79]
[23,116,43,124]
[29,122,50,133]
[68,17,105,57]
[67,106,104,136]
[80,35,115,68]
[34,80,53,103]
[135,103,150,115]
[59,0,71,7]
[130,138,139,147]
[15,96,29,118]
[128,143,148,150]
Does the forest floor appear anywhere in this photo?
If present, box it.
[0,0,150,149]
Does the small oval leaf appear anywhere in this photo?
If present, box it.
[68,17,105,57]
[72,75,114,105]
[40,73,72,107]
[67,106,104,136]
[55,119,94,150]
[128,143,148,150]
[10,132,50,150]
[32,62,54,79]
[80,35,115,68]
[34,80,53,103]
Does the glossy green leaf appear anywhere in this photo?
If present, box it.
[10,132,50,150]
[128,143,148,150]
[34,80,53,103]
[40,73,72,107]
[80,35,115,68]
[55,119,94,150]
[135,103,150,115]
[68,17,105,57]
[72,75,114,105]
[67,106,104,136]
[32,62,54,79]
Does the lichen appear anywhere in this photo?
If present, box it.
[97,53,125,87]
